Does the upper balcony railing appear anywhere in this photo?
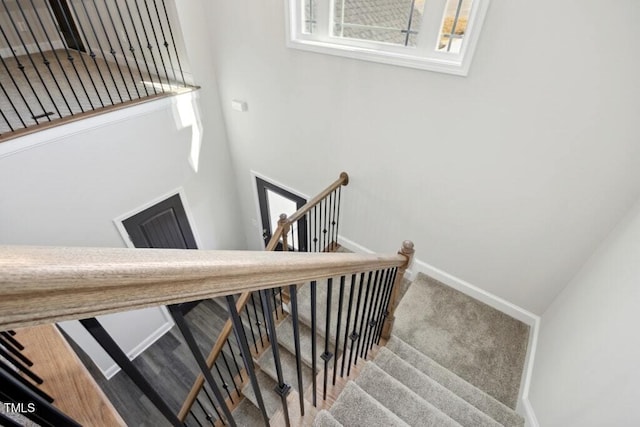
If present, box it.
[0,0,196,142]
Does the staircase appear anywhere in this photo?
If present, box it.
[315,336,524,427]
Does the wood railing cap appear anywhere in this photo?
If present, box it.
[0,246,405,330]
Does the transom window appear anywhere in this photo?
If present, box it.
[287,0,489,75]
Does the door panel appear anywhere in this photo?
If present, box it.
[122,194,197,249]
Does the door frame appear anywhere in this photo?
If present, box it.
[47,0,86,52]
[251,171,309,250]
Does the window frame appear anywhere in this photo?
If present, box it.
[285,0,491,76]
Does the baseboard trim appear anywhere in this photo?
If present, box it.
[103,308,174,379]
[338,235,540,426]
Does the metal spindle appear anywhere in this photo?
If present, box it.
[0,361,53,403]
[151,0,178,85]
[244,306,259,353]
[225,295,270,426]
[329,190,337,250]
[359,270,380,359]
[272,285,280,320]
[257,290,270,341]
[113,0,149,97]
[311,279,318,406]
[363,269,386,358]
[226,339,243,381]
[353,271,374,367]
[0,347,43,384]
[27,0,81,113]
[0,81,23,130]
[167,305,236,426]
[161,0,187,86]
[0,108,13,133]
[102,0,140,98]
[322,197,329,251]
[0,366,81,427]
[89,0,130,100]
[75,0,121,103]
[143,0,170,86]
[250,292,265,347]
[133,0,165,92]
[333,186,342,247]
[346,272,366,376]
[213,361,234,403]
[332,275,346,385]
[195,396,215,426]
[0,412,21,427]
[189,410,204,427]
[219,347,241,396]
[0,336,33,367]
[289,284,305,415]
[372,269,395,347]
[124,0,158,94]
[340,274,358,378]
[201,384,225,425]
[321,278,333,400]
[0,331,24,350]
[79,318,182,426]
[375,268,398,344]
[260,289,291,427]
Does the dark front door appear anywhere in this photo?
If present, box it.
[256,177,307,251]
[48,0,85,52]
[122,194,197,250]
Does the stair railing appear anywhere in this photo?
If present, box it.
[177,172,350,421]
[0,243,411,426]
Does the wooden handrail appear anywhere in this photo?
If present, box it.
[286,172,348,225]
[0,246,405,331]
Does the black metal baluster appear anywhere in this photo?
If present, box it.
[219,346,241,396]
[226,339,243,381]
[226,295,270,426]
[322,197,329,251]
[272,285,279,320]
[0,81,22,130]
[201,384,224,424]
[60,0,107,107]
[244,306,259,353]
[311,280,317,406]
[321,278,333,401]
[161,0,187,86]
[133,0,164,92]
[0,412,21,427]
[0,25,49,123]
[375,268,396,345]
[113,0,149,97]
[0,347,42,384]
[213,360,234,403]
[340,274,357,378]
[0,54,36,127]
[332,275,345,385]
[89,0,131,100]
[358,270,379,359]
[260,289,291,427]
[353,271,374,367]
[189,409,204,427]
[278,286,285,315]
[329,190,337,250]
[0,336,33,367]
[151,0,178,85]
[79,318,182,426]
[76,0,121,103]
[0,361,53,403]
[28,0,83,113]
[257,290,270,341]
[0,367,81,427]
[0,331,24,350]
[167,305,236,426]
[368,269,391,352]
[8,0,65,118]
[288,284,305,415]
[313,205,318,252]
[195,396,215,426]
[363,270,386,359]
[250,292,265,347]
[376,267,398,345]
[143,0,170,86]
[102,0,140,98]
[124,0,157,94]
[346,272,366,376]
[333,186,342,247]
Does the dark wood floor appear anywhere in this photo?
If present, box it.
[64,296,268,427]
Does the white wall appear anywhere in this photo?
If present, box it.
[0,1,244,375]
[206,0,640,314]
[529,196,640,426]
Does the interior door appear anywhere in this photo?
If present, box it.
[122,194,197,250]
[256,177,307,251]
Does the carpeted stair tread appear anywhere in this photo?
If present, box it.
[387,336,524,427]
[374,347,503,427]
[277,316,342,370]
[241,369,282,418]
[231,398,265,426]
[313,410,343,427]
[257,342,314,394]
[329,382,409,427]
[355,362,462,427]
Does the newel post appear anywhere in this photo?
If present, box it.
[279,213,290,251]
[381,240,415,340]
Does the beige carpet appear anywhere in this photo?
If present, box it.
[393,273,529,409]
